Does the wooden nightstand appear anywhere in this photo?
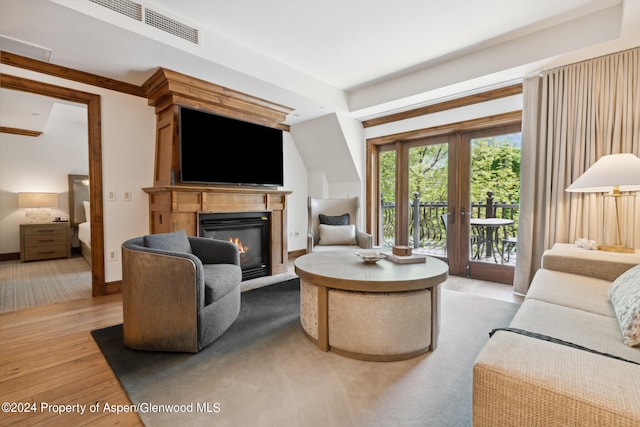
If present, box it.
[20,222,71,262]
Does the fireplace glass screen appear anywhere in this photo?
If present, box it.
[199,212,270,281]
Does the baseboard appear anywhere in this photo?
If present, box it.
[0,252,20,261]
[106,280,122,295]
[288,249,306,261]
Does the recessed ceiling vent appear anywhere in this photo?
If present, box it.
[88,0,199,44]
[89,0,142,21]
[145,8,199,44]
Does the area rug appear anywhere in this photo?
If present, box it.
[92,278,519,427]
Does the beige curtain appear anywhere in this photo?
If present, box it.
[514,47,640,295]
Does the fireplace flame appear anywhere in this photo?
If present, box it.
[229,237,249,255]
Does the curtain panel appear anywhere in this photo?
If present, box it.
[515,47,640,295]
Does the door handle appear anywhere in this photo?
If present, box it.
[447,209,455,225]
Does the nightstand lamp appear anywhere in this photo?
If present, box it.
[566,153,640,253]
[17,192,58,223]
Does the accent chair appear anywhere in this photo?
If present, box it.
[121,230,242,353]
[307,196,373,253]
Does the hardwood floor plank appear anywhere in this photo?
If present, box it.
[0,293,142,425]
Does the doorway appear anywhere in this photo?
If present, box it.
[0,73,106,296]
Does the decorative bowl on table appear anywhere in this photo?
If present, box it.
[355,250,385,264]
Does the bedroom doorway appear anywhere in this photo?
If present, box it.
[0,74,106,296]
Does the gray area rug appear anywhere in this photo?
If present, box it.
[92,278,519,427]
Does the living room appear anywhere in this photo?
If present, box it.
[1,0,640,425]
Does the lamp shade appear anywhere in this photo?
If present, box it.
[566,153,640,193]
[17,192,58,208]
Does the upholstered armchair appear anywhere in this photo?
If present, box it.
[121,230,242,353]
[307,196,373,253]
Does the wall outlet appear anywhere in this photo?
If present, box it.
[108,249,118,261]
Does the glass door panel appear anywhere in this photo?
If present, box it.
[467,130,521,282]
[379,148,397,247]
[408,142,449,259]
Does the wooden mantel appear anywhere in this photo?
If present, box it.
[143,67,293,129]
[144,185,292,276]
[142,69,294,276]
[142,67,293,188]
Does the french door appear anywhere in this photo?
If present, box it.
[369,122,521,284]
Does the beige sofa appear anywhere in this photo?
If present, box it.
[473,244,640,426]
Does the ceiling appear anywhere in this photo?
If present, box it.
[1,0,639,127]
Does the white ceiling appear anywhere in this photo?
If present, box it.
[1,0,639,126]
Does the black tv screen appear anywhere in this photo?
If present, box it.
[179,106,284,186]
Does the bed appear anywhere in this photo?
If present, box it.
[68,174,91,265]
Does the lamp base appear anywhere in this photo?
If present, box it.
[598,244,636,253]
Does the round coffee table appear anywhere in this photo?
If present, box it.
[294,250,449,361]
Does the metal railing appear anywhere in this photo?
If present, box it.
[381,191,519,255]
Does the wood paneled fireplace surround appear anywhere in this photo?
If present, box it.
[142,68,293,277]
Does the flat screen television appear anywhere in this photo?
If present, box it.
[179,106,284,186]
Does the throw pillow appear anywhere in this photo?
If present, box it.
[319,213,350,226]
[143,230,193,254]
[608,264,640,347]
[318,224,357,246]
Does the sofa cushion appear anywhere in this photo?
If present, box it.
[318,224,357,246]
[143,230,192,254]
[542,244,640,282]
[510,298,640,364]
[526,268,615,318]
[203,264,241,305]
[319,213,349,225]
[609,264,640,347]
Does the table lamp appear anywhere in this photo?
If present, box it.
[17,192,58,223]
[566,153,640,252]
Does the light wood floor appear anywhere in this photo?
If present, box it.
[0,256,92,313]
[0,261,522,425]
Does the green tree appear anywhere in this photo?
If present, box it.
[470,136,521,203]
[379,150,396,204]
[408,143,448,202]
[378,134,521,205]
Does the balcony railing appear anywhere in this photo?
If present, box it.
[381,191,519,263]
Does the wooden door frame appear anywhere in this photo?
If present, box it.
[1,73,106,296]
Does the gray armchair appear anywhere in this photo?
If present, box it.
[121,230,242,353]
[307,196,373,253]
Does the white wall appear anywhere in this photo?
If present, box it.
[282,131,308,251]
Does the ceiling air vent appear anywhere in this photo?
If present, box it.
[89,0,142,21]
[88,0,199,45]
[145,8,199,44]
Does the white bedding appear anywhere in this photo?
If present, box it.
[78,222,91,246]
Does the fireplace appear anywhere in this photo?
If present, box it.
[199,212,270,281]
